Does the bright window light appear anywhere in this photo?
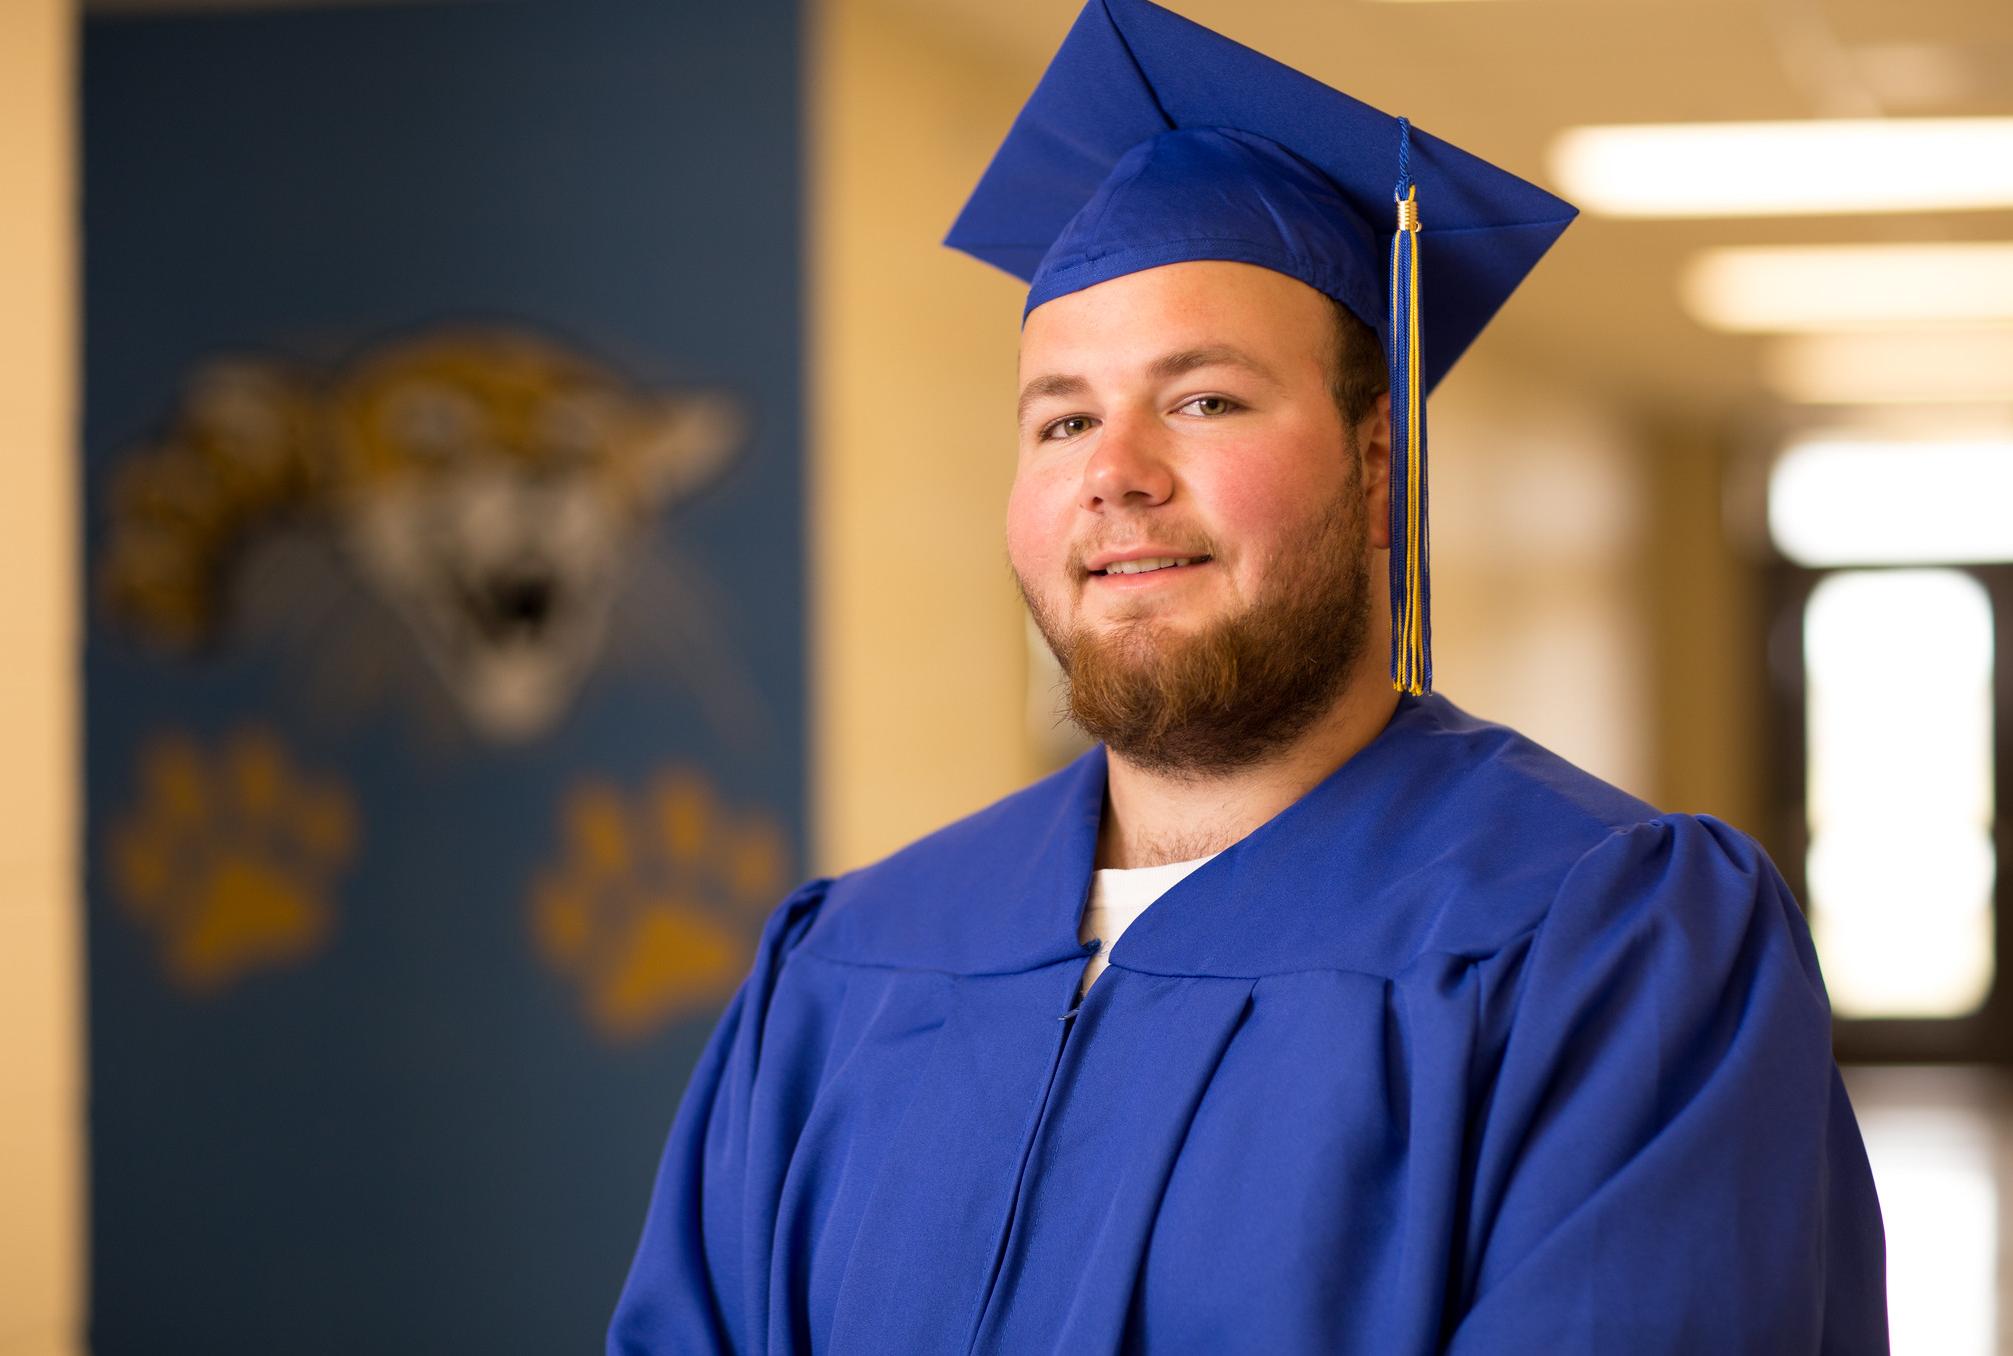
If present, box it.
[1804,569,1995,1019]
[1683,243,2013,333]
[1549,118,2013,218]
[1769,437,2013,566]
[1764,330,2013,404]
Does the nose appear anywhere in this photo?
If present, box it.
[1078,415,1174,513]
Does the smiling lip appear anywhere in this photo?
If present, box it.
[1084,547,1214,575]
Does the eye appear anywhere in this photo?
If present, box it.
[1175,395,1240,418]
[1040,414,1098,442]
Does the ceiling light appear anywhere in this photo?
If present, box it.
[1769,435,2013,565]
[1682,243,2013,332]
[1765,330,2013,404]
[1550,118,2013,217]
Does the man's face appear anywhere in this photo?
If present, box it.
[1008,260,1390,772]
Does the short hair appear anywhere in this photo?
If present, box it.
[1327,295,1388,429]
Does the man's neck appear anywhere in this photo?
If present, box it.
[1095,672,1401,870]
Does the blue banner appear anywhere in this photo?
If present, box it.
[83,1,802,1348]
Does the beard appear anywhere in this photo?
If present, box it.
[1016,460,1374,777]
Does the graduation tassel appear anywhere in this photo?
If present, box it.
[1388,119,1432,695]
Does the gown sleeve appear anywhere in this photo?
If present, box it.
[1447,815,1887,1355]
[606,877,831,1356]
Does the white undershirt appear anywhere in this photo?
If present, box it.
[1076,854,1218,999]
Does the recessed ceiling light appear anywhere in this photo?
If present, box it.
[1765,330,2013,405]
[1683,243,2013,332]
[1770,435,2013,565]
[1550,118,2013,217]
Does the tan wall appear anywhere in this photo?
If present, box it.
[1643,419,1766,837]
[0,0,82,1352]
[1428,355,1654,799]
[809,0,1045,873]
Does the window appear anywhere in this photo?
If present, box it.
[1803,569,1995,1018]
[1767,433,2011,1052]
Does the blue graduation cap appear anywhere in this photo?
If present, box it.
[945,0,1578,695]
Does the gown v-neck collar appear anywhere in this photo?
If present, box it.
[803,692,1593,983]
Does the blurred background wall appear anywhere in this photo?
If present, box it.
[9,0,2013,1350]
[810,0,1043,868]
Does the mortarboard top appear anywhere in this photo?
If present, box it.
[943,0,1577,394]
[944,0,1580,694]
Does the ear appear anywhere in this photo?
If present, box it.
[631,392,746,507]
[184,358,320,493]
[1357,391,1392,550]
[99,357,318,650]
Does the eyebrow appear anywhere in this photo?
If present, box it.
[1148,345,1281,386]
[1016,344,1282,427]
[1016,372,1090,427]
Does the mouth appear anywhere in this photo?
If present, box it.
[1086,554,1214,587]
[454,562,562,646]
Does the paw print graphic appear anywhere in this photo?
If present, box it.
[107,728,357,992]
[532,771,788,1040]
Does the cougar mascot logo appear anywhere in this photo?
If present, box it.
[100,328,746,742]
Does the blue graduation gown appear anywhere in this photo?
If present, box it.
[609,693,1887,1353]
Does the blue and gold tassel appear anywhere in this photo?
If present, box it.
[1388,119,1432,695]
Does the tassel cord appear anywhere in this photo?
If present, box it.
[1387,117,1432,695]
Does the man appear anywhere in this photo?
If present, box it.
[610,1,1888,1351]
